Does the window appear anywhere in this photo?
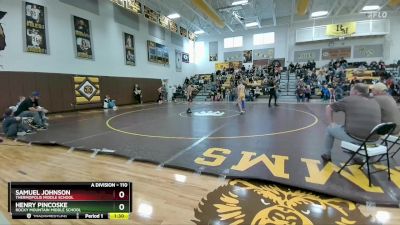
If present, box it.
[253,32,275,45]
[224,36,243,48]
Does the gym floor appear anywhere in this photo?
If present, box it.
[0,139,399,224]
[1,101,400,224]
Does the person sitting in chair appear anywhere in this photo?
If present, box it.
[321,83,382,162]
[104,95,117,110]
[14,91,47,130]
[372,82,400,135]
[9,96,26,114]
[3,108,32,137]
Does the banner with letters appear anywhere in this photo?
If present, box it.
[180,26,188,38]
[253,48,274,60]
[215,62,229,71]
[169,20,178,33]
[24,2,47,54]
[124,33,135,66]
[144,5,159,24]
[111,0,142,14]
[353,44,383,58]
[74,76,101,105]
[73,16,93,59]
[188,31,195,41]
[326,22,356,37]
[321,47,351,60]
[294,49,320,62]
[224,51,242,62]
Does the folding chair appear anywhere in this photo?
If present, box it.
[387,135,400,158]
[338,123,397,187]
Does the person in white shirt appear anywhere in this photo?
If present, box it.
[133,84,142,104]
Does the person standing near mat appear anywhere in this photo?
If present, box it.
[186,83,196,113]
[157,86,163,104]
[237,81,246,114]
[133,84,143,104]
[267,77,278,107]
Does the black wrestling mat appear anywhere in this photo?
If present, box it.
[18,102,400,206]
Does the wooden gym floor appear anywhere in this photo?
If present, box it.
[16,102,400,206]
[0,139,400,225]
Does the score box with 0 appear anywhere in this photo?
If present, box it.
[8,182,132,219]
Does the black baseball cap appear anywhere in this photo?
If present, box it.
[0,11,6,20]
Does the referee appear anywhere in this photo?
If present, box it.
[267,77,279,107]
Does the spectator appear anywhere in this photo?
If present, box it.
[254,86,261,98]
[10,96,25,114]
[104,95,117,110]
[289,62,295,73]
[321,83,382,161]
[371,82,400,134]
[305,85,311,102]
[14,91,47,130]
[321,85,330,102]
[157,86,163,104]
[329,86,335,102]
[267,77,278,107]
[335,84,344,101]
[2,108,32,137]
[133,84,143,104]
[171,85,177,102]
[296,85,305,102]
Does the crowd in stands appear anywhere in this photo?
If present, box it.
[174,60,284,102]
[171,57,400,105]
[289,58,400,103]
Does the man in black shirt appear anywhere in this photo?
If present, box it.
[267,77,278,107]
[133,84,143,104]
[14,91,46,129]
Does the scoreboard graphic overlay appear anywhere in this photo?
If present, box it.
[8,182,132,220]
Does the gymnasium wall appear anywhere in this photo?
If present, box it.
[0,72,162,114]
[195,14,400,73]
[0,0,195,87]
[287,15,400,66]
[195,26,288,74]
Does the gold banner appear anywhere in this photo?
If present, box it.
[326,22,356,36]
[215,62,243,71]
[215,62,229,71]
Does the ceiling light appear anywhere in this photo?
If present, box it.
[167,13,180,19]
[194,30,205,34]
[361,5,380,11]
[232,0,248,6]
[245,22,258,27]
[310,11,329,18]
